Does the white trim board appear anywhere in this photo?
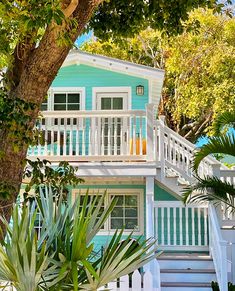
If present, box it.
[92,87,131,110]
[63,50,165,81]
[48,87,86,110]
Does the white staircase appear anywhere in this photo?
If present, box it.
[158,253,215,291]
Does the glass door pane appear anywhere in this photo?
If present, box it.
[101,97,123,155]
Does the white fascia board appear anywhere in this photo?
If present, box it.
[72,162,157,177]
[62,51,165,82]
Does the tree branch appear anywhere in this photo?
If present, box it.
[63,0,79,17]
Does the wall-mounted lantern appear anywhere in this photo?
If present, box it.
[136,85,144,96]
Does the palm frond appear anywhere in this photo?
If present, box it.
[80,229,158,291]
[194,133,235,171]
[213,111,235,135]
[182,176,235,210]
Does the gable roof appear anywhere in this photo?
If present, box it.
[63,50,164,80]
[63,50,165,107]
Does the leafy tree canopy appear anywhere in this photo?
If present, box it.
[82,8,235,142]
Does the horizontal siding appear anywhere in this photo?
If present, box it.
[52,64,149,110]
[154,184,179,201]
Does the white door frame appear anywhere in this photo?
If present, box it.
[92,87,132,110]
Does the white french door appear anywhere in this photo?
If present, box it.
[96,93,128,155]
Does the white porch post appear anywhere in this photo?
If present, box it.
[145,177,160,290]
[146,176,155,239]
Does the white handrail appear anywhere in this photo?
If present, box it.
[209,204,228,291]
[40,109,146,118]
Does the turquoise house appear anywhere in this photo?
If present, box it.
[27,50,235,291]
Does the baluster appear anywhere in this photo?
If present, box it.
[44,120,48,156]
[51,124,54,156]
[204,207,208,246]
[82,120,86,156]
[185,207,189,246]
[120,120,124,155]
[95,121,98,156]
[108,117,111,155]
[63,118,67,156]
[101,118,105,155]
[76,118,79,156]
[114,117,117,155]
[154,207,158,241]
[179,207,183,246]
[167,207,170,245]
[57,118,61,156]
[198,208,202,246]
[88,120,92,156]
[126,116,130,155]
[69,118,73,156]
[161,208,165,245]
[132,116,136,155]
[192,208,195,246]
[139,117,143,155]
[173,207,177,245]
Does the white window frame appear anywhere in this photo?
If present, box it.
[72,188,144,235]
[92,87,132,110]
[45,87,86,111]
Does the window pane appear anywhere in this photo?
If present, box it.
[112,195,123,206]
[68,104,80,110]
[111,207,124,217]
[54,94,66,103]
[101,98,111,110]
[54,104,66,111]
[125,195,137,206]
[111,218,123,229]
[41,104,47,111]
[125,207,138,217]
[68,93,80,103]
[125,219,138,229]
[113,98,123,110]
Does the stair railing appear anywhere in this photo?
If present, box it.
[155,116,225,183]
[209,203,228,291]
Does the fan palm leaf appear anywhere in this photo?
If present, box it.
[194,133,235,171]
[79,229,158,291]
[182,175,235,210]
[0,206,59,291]
[213,111,235,135]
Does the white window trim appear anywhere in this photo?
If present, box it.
[72,188,144,236]
[47,87,86,111]
[92,87,132,110]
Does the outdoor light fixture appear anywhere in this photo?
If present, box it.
[136,85,144,95]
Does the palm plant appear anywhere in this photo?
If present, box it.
[0,206,59,291]
[183,111,235,208]
[0,186,158,291]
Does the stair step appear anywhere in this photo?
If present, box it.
[161,269,215,274]
[158,253,212,261]
[161,282,211,287]
[158,253,214,270]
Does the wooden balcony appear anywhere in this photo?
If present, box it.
[28,105,154,162]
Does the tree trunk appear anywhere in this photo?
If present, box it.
[0,0,102,239]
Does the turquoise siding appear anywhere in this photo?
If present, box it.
[52,64,149,110]
[154,184,178,201]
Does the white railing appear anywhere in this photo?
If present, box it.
[98,264,161,291]
[209,204,228,291]
[155,116,223,182]
[154,201,209,250]
[28,109,151,161]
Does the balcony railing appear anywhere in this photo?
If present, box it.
[28,106,154,162]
